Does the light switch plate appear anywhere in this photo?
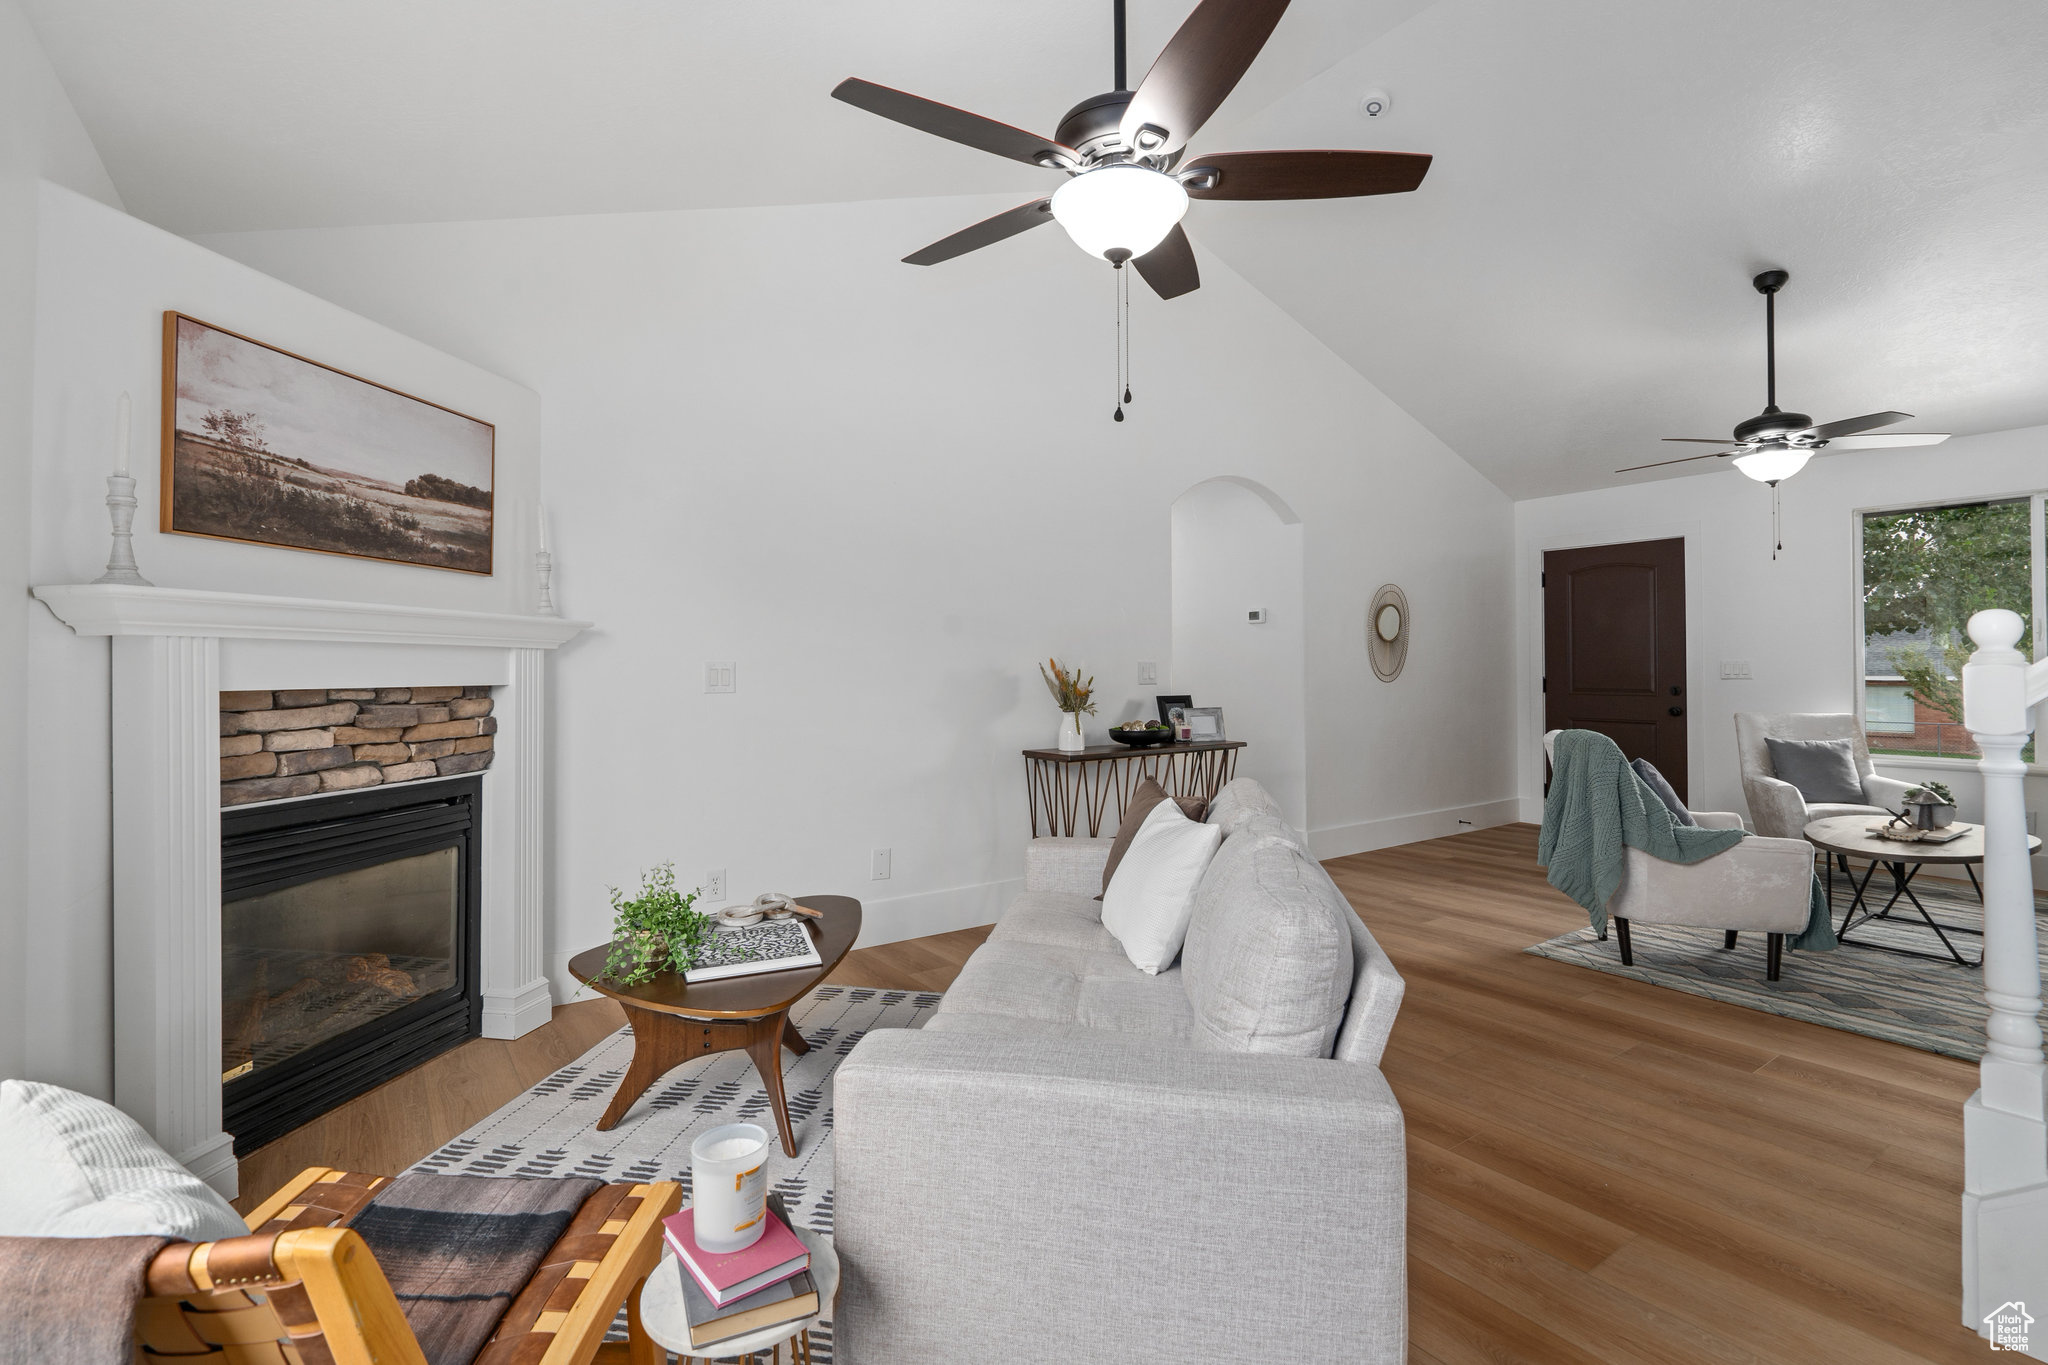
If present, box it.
[871,848,892,880]
[1719,660,1752,680]
[1137,661,1158,686]
[705,662,736,693]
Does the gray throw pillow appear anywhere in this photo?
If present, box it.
[1765,736,1864,804]
[1631,758,1696,826]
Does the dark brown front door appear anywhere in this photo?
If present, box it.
[1543,537,1688,798]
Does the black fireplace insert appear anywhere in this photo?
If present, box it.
[221,775,482,1154]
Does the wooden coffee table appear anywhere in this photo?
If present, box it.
[567,896,861,1156]
[1803,817,2042,968]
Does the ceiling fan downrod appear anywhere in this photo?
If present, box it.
[1754,268,1788,412]
[1114,0,1128,92]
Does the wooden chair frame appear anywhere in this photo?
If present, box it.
[136,1167,680,1365]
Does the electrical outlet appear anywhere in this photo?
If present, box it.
[704,868,726,901]
[871,848,892,881]
[1137,661,1158,686]
[704,662,736,693]
[1719,660,1752,680]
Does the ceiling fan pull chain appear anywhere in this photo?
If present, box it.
[1112,265,1128,422]
[1123,263,1133,407]
[1771,481,1782,561]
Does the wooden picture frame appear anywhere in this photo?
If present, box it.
[162,312,495,574]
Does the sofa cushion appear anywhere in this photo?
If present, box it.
[1101,799,1224,973]
[1097,777,1208,898]
[1180,828,1357,1058]
[0,1080,248,1240]
[1203,778,1286,837]
[930,940,1196,1042]
[987,889,1120,954]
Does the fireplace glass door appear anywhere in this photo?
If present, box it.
[221,776,481,1153]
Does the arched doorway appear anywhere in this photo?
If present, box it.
[1170,477,1308,831]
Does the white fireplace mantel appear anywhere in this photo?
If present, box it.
[33,582,591,1197]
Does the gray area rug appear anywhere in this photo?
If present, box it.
[1526,873,2047,1060]
[410,983,945,1362]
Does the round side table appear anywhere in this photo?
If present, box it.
[640,1226,838,1365]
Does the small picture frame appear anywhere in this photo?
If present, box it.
[1181,707,1226,742]
[1155,694,1193,727]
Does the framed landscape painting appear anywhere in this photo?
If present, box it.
[162,313,494,573]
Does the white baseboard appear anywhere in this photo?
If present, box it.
[481,979,555,1040]
[1308,798,1523,861]
[544,878,1014,1004]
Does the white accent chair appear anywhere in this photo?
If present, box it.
[1734,712,1917,840]
[1544,730,1817,979]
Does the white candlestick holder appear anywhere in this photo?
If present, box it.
[536,548,557,616]
[93,473,152,586]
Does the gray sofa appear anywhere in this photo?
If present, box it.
[834,778,1409,1363]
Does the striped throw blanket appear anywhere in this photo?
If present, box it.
[347,1173,602,1365]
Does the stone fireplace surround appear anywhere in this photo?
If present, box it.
[31,583,589,1197]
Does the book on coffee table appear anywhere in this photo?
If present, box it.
[662,1203,810,1306]
[686,919,824,982]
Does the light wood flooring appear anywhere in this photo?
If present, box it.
[234,827,1989,1362]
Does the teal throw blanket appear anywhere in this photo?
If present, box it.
[1538,729,1835,951]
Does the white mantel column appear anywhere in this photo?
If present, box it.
[112,634,236,1197]
[480,646,553,1038]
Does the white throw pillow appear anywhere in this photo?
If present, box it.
[1101,798,1225,974]
[0,1079,248,1240]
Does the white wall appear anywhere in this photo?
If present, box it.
[1514,426,2048,871]
[0,0,126,1082]
[22,184,540,1095]
[1170,477,1307,830]
[199,197,1519,998]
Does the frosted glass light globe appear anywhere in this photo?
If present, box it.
[1732,445,1812,483]
[1050,164,1190,261]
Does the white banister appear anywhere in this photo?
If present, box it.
[1959,607,2048,1355]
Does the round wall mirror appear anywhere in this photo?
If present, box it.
[1368,584,1409,682]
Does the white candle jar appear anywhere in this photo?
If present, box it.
[690,1122,772,1253]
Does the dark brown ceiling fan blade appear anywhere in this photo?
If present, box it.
[902,198,1054,266]
[1132,224,1200,299]
[1181,149,1430,200]
[833,78,1077,167]
[1802,410,1910,441]
[1616,450,1739,473]
[1119,0,1291,158]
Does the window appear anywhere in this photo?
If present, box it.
[1859,496,2044,759]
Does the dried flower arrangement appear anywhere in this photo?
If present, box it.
[1039,658,1097,719]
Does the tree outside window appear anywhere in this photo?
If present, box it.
[1861,498,2033,759]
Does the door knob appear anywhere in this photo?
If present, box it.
[1668,706,1685,717]
[1669,685,1682,696]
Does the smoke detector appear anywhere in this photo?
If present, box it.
[1358,89,1391,119]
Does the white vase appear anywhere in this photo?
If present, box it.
[1057,712,1086,752]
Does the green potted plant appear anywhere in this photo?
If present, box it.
[1040,658,1096,752]
[597,862,713,986]
[1900,782,1957,830]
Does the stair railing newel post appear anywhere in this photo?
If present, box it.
[1958,607,2048,1340]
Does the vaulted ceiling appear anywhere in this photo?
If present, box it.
[24,0,2048,497]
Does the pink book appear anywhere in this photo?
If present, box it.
[661,1206,810,1307]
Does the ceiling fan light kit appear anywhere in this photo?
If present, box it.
[1050,163,1190,261]
[1731,445,1812,484]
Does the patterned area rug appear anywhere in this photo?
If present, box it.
[1526,874,2047,1060]
[410,983,945,1362]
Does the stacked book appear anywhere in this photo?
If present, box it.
[661,1194,818,1353]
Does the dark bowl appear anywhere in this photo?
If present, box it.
[1107,727,1175,747]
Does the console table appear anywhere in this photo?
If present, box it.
[1022,740,1246,837]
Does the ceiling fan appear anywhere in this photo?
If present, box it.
[1618,270,1950,483]
[831,0,1433,301]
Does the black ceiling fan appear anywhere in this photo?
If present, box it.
[1618,270,1950,482]
[831,0,1433,301]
